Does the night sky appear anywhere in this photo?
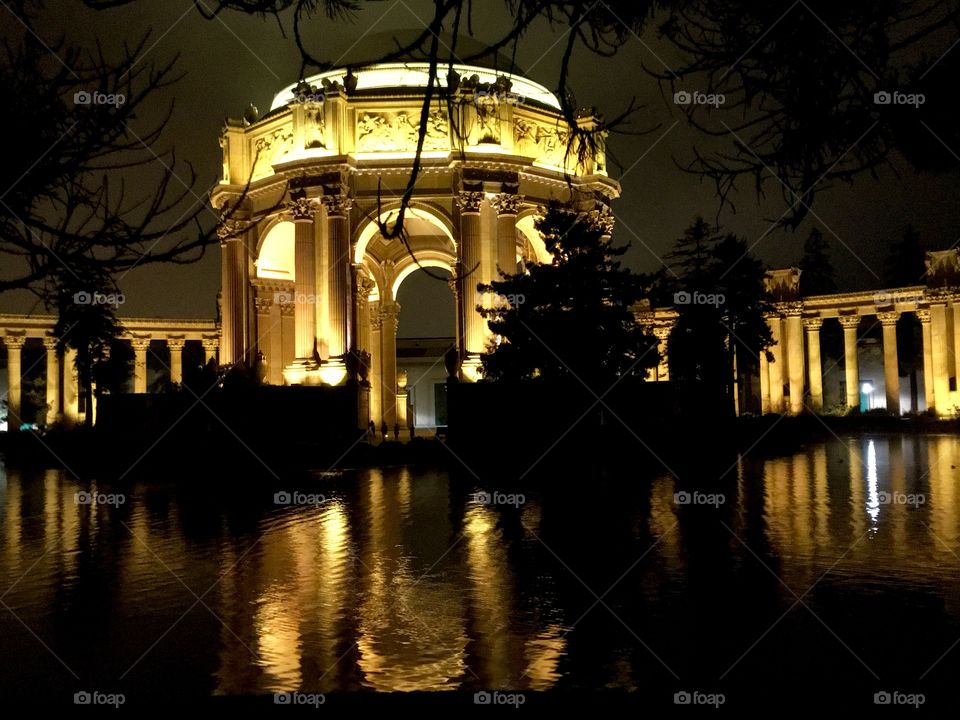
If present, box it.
[4,1,959,327]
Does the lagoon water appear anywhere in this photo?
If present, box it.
[1,434,959,705]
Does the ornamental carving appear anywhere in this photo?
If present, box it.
[491,193,522,216]
[457,190,484,214]
[586,204,615,235]
[356,110,449,152]
[252,128,293,177]
[474,94,501,144]
[287,196,321,221]
[514,118,571,167]
[304,103,325,149]
[322,193,353,217]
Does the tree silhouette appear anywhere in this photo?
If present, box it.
[884,224,926,287]
[661,216,774,416]
[798,228,837,296]
[478,202,658,389]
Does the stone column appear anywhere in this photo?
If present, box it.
[492,193,521,277]
[369,303,383,423]
[3,333,25,430]
[767,315,785,413]
[447,277,461,377]
[63,346,80,426]
[784,306,804,416]
[653,326,670,381]
[457,190,485,380]
[918,309,934,412]
[167,337,186,385]
[930,302,951,415]
[218,219,247,366]
[804,317,824,412]
[290,196,320,368]
[380,301,400,427]
[131,336,150,393]
[878,311,900,415]
[759,347,770,414]
[839,315,861,412]
[396,370,408,436]
[42,336,60,426]
[323,192,353,362]
[202,337,219,365]
[953,302,960,404]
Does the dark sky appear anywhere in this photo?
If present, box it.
[5,0,959,323]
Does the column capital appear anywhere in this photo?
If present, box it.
[877,311,900,326]
[915,308,931,323]
[201,336,219,351]
[491,192,523,216]
[369,305,383,330]
[216,216,249,244]
[803,317,823,331]
[42,334,59,350]
[3,332,26,349]
[355,271,376,299]
[130,335,152,351]
[380,300,401,319]
[776,301,804,317]
[166,336,186,350]
[322,192,353,217]
[457,190,484,214]
[838,314,861,329]
[254,295,273,312]
[287,195,321,222]
[652,326,671,341]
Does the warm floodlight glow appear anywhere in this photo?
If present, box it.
[861,382,874,395]
[317,361,347,387]
[271,62,562,112]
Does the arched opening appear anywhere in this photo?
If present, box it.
[256,221,295,280]
[395,267,456,434]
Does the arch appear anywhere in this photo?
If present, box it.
[391,253,456,302]
[256,220,295,280]
[353,203,455,265]
[516,213,552,265]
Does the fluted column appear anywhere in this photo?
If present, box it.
[759,347,770,414]
[369,303,383,423]
[167,337,185,385]
[804,317,823,412]
[64,346,79,426]
[653,326,670,381]
[839,315,861,412]
[380,301,400,427]
[767,315,785,413]
[42,336,60,426]
[457,190,485,380]
[930,302,951,415]
[784,305,804,416]
[131,336,150,393]
[3,333,25,430]
[878,312,900,415]
[352,265,375,356]
[323,192,353,362]
[289,196,321,368]
[218,219,247,366]
[492,193,521,277]
[918,309,934,412]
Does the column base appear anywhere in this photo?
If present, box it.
[283,359,348,386]
[460,355,482,382]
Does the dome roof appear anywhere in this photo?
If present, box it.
[270,32,560,112]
